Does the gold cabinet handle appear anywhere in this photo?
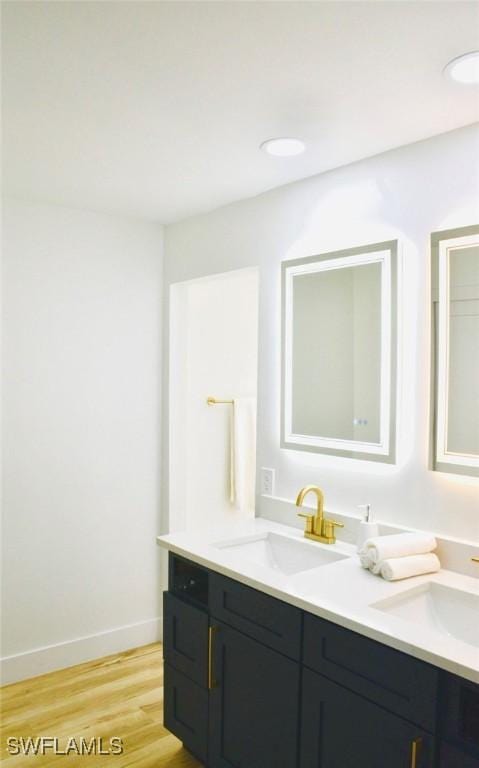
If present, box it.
[208,625,218,690]
[472,557,479,563]
[410,737,422,768]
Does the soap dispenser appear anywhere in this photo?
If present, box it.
[356,504,379,550]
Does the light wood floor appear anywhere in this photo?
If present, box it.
[0,644,202,767]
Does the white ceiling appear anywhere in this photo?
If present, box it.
[2,1,479,224]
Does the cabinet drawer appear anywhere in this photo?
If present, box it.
[210,572,302,659]
[163,591,209,687]
[303,613,438,731]
[164,663,208,764]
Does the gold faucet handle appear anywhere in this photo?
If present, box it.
[322,519,344,539]
[297,512,314,534]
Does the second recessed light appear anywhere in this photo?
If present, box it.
[260,137,306,157]
[444,51,479,84]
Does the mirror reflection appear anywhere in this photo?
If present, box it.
[433,226,479,475]
[291,262,381,443]
[282,241,397,463]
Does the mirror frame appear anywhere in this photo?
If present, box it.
[430,224,479,477]
[281,240,397,463]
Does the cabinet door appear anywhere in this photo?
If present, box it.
[440,742,479,768]
[300,669,434,768]
[164,663,208,764]
[209,622,300,768]
[439,672,479,762]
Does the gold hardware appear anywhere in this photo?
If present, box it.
[410,737,422,768]
[472,557,479,563]
[322,519,344,540]
[208,626,217,689]
[297,485,325,518]
[297,512,314,535]
[296,485,344,544]
[207,397,233,406]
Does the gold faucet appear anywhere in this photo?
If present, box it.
[296,485,344,544]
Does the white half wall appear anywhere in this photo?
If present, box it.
[1,200,164,683]
[164,125,479,544]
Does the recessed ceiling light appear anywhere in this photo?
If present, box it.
[444,51,479,84]
[260,137,306,157]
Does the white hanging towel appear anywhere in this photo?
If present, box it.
[230,397,257,513]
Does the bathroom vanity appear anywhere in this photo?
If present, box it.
[159,529,479,768]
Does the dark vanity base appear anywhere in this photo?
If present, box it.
[163,553,479,768]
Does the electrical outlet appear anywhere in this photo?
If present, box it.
[260,467,275,496]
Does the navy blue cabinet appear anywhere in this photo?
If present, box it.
[208,621,300,768]
[210,571,302,659]
[440,743,479,767]
[300,668,434,768]
[303,613,438,732]
[439,673,479,766]
[163,559,210,763]
[164,663,209,763]
[163,553,478,768]
[164,592,209,687]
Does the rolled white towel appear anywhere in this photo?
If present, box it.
[360,532,437,565]
[376,553,441,581]
[359,552,372,569]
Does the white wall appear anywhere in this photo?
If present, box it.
[164,124,479,544]
[1,200,163,682]
[169,268,259,533]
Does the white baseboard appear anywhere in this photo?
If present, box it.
[0,616,163,686]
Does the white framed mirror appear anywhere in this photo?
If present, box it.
[431,225,479,476]
[281,240,397,463]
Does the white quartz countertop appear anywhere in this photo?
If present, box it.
[157,518,479,684]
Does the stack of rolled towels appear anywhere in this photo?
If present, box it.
[359,532,440,581]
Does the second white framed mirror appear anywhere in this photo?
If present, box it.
[431,224,479,476]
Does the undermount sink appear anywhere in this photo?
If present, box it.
[372,582,479,648]
[214,531,348,576]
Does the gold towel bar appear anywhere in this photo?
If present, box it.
[207,397,233,405]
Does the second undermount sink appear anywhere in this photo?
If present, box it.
[372,582,479,648]
[214,531,348,576]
